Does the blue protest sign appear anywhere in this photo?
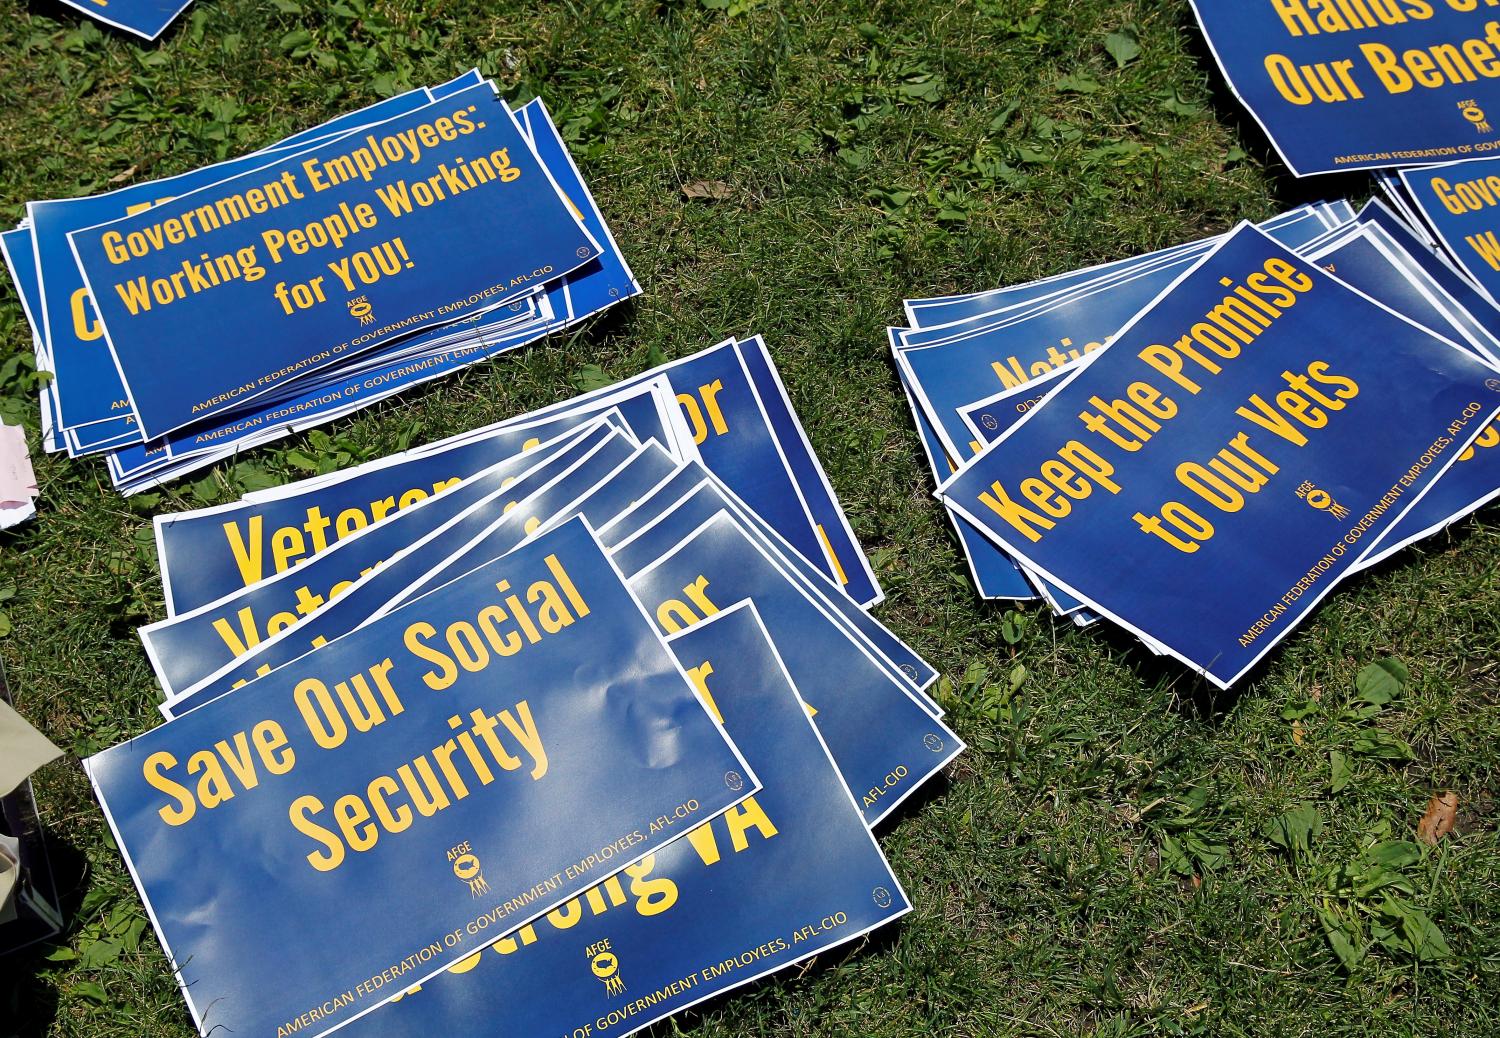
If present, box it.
[346,603,908,1038]
[71,84,600,438]
[28,87,634,487]
[143,424,636,699]
[387,439,670,609]
[87,518,756,1038]
[130,298,554,469]
[1298,227,1500,567]
[153,386,670,615]
[55,0,192,42]
[734,336,883,606]
[26,86,447,437]
[891,335,1037,602]
[898,214,1341,463]
[608,509,963,825]
[1360,406,1500,567]
[942,223,1500,687]
[595,467,939,702]
[163,443,684,721]
[575,338,869,603]
[900,208,1331,331]
[1190,3,1500,176]
[0,228,44,350]
[1400,156,1500,303]
[515,99,641,321]
[636,339,840,594]
[960,367,1067,450]
[956,223,1500,618]
[534,443,682,538]
[1303,223,1499,362]
[1357,197,1500,359]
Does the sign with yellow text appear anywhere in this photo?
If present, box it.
[152,377,677,616]
[56,0,193,42]
[941,223,1500,687]
[348,604,909,1038]
[1401,155,1500,302]
[1190,1,1500,175]
[69,83,598,438]
[607,508,961,825]
[85,519,757,1038]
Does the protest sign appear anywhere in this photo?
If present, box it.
[571,337,880,606]
[153,378,678,615]
[143,422,636,698]
[901,207,1335,331]
[162,441,685,720]
[1297,226,1500,566]
[381,438,670,612]
[88,518,757,1038]
[1304,223,1497,358]
[941,223,1500,687]
[53,0,193,41]
[897,210,1347,464]
[349,603,909,1038]
[26,79,474,438]
[1357,198,1500,359]
[70,84,599,438]
[893,361,1037,601]
[532,444,683,541]
[1400,156,1500,303]
[514,99,641,321]
[100,92,635,492]
[2,77,640,494]
[589,466,937,699]
[606,508,961,825]
[733,335,883,605]
[1189,3,1500,176]
[936,197,1500,654]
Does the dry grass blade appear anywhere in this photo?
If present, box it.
[1417,791,1459,845]
[682,180,734,201]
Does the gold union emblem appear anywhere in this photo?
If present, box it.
[347,294,375,326]
[451,850,489,897]
[1459,100,1492,134]
[586,939,625,996]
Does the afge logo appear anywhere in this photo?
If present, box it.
[585,938,625,996]
[1294,480,1349,521]
[347,294,374,326]
[448,841,489,898]
[1458,99,1492,135]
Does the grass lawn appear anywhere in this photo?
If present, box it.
[1,0,1497,1035]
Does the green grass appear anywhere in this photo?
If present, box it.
[1,0,1497,1035]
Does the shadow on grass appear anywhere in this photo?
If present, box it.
[2,825,90,1038]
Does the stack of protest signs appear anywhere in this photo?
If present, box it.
[1189,2,1500,177]
[86,333,962,1038]
[896,201,1500,687]
[1,71,640,495]
[1379,156,1500,311]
